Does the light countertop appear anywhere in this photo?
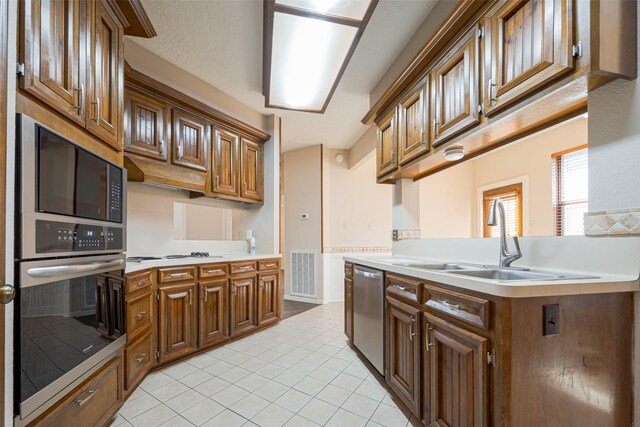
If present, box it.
[125,253,281,274]
[344,255,640,298]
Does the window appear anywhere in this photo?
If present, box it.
[552,146,588,236]
[483,183,523,238]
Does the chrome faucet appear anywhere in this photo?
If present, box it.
[487,197,522,267]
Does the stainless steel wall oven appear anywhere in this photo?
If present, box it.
[15,114,127,425]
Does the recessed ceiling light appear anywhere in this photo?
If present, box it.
[263,0,378,113]
[443,147,465,162]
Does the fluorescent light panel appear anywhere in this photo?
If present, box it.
[275,0,371,20]
[269,12,358,111]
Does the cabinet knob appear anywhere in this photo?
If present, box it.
[0,284,15,304]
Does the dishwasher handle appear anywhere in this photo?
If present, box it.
[354,267,383,280]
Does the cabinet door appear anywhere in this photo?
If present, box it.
[158,283,197,363]
[86,0,122,149]
[172,109,209,171]
[124,90,169,161]
[199,280,228,347]
[212,128,239,196]
[376,108,397,178]
[257,273,279,327]
[230,277,256,336]
[241,138,263,202]
[399,78,429,165]
[484,0,572,116]
[424,312,488,427]
[431,26,481,147]
[386,296,421,417]
[344,277,353,343]
[21,0,86,126]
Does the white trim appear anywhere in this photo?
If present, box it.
[476,176,530,237]
[283,295,325,305]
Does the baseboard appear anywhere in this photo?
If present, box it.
[284,294,326,305]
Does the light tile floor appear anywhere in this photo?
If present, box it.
[113,302,414,427]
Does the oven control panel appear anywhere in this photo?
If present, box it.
[35,220,124,253]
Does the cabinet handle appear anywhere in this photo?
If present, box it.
[203,287,208,302]
[91,97,100,124]
[420,128,425,145]
[136,353,148,363]
[232,285,236,295]
[238,266,252,271]
[441,300,460,311]
[264,263,276,268]
[433,118,439,136]
[135,311,147,320]
[160,139,165,155]
[396,285,407,292]
[74,389,98,406]
[207,269,223,274]
[73,84,84,112]
[215,176,220,188]
[488,78,497,103]
[170,273,188,278]
[409,317,415,341]
[189,289,192,305]
[178,143,184,159]
[136,279,147,286]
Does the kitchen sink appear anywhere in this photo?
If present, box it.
[399,262,486,271]
[449,269,598,282]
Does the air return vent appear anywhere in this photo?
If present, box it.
[290,250,317,298]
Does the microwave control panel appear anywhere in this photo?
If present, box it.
[35,220,124,253]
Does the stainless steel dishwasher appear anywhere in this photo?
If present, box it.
[353,265,384,374]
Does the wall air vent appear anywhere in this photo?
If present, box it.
[290,250,317,298]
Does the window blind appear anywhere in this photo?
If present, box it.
[483,183,523,238]
[552,146,588,236]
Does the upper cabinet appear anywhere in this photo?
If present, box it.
[483,0,573,116]
[398,78,429,165]
[212,128,240,197]
[241,138,263,202]
[172,109,209,171]
[376,107,398,178]
[124,90,169,161]
[21,0,87,127]
[19,0,155,155]
[86,0,123,149]
[431,26,481,147]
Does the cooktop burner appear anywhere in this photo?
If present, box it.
[165,252,211,259]
[126,256,162,262]
[127,252,220,263]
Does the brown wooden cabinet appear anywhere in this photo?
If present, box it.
[386,295,421,418]
[398,78,429,165]
[199,279,228,347]
[124,90,169,160]
[483,0,573,116]
[158,283,198,363]
[125,329,152,391]
[20,0,125,151]
[423,312,488,427]
[431,25,481,147]
[172,109,209,171]
[230,276,257,336]
[241,138,263,202]
[376,107,398,178]
[257,272,279,327]
[212,127,240,197]
[86,0,122,149]
[20,0,87,127]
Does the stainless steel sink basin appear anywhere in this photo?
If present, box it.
[449,269,598,282]
[400,262,486,271]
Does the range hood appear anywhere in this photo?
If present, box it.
[124,155,207,193]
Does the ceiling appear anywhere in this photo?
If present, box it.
[132,0,438,151]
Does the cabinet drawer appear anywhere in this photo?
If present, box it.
[424,284,490,330]
[125,331,152,390]
[230,261,257,275]
[386,274,422,304]
[126,293,152,341]
[125,270,153,295]
[38,355,122,427]
[158,266,196,283]
[344,263,353,279]
[199,264,229,279]
[258,259,280,271]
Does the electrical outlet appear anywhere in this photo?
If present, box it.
[343,223,350,232]
[543,304,560,336]
[392,230,399,241]
[368,223,375,230]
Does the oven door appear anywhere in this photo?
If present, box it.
[16,254,126,423]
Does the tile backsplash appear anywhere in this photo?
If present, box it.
[584,208,640,236]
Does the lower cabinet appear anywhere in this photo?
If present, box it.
[125,330,152,390]
[199,279,229,347]
[158,283,198,363]
[35,353,123,427]
[257,272,279,327]
[230,276,257,336]
[385,295,421,418]
[423,312,488,427]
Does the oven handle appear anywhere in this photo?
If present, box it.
[26,258,125,278]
